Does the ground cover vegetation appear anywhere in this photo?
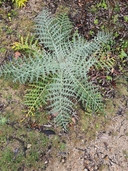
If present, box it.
[0,0,128,170]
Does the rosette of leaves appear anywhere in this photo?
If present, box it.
[0,9,112,129]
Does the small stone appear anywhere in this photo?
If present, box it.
[27,144,32,149]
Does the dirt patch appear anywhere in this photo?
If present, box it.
[45,84,128,171]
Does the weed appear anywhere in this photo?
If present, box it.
[119,49,127,60]
[1,10,111,128]
[0,47,6,53]
[100,25,105,30]
[0,116,7,125]
[97,0,108,10]
[12,34,40,54]
[94,18,99,25]
[124,15,128,22]
[59,142,66,150]
[90,5,97,13]
[7,10,18,21]
[0,9,112,129]
[106,76,112,81]
[12,0,28,8]
[4,26,13,35]
[89,30,94,36]
[112,14,119,23]
[114,32,119,38]
[114,4,120,12]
